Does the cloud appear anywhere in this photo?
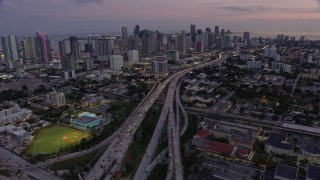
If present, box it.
[222,6,253,12]
[70,0,103,4]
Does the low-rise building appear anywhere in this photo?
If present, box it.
[0,104,32,125]
[307,164,320,180]
[275,164,298,180]
[265,132,293,155]
[70,112,103,131]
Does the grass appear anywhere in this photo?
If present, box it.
[26,125,91,156]
[122,108,161,177]
[147,164,167,180]
[182,114,199,144]
[0,169,11,177]
[50,148,103,171]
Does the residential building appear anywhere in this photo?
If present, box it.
[128,50,139,63]
[36,31,51,64]
[152,56,168,76]
[1,35,19,62]
[46,91,67,107]
[110,55,123,71]
[0,104,32,125]
[23,36,37,60]
[61,56,76,80]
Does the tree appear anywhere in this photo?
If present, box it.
[22,85,29,91]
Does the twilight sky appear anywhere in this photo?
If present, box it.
[0,0,320,36]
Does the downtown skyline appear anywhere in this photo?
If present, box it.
[0,0,320,36]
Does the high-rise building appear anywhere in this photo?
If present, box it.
[85,35,93,53]
[178,31,186,57]
[110,55,123,71]
[190,24,196,46]
[215,26,220,35]
[46,91,66,107]
[84,59,94,71]
[221,29,225,36]
[97,37,115,61]
[128,35,140,50]
[94,34,100,49]
[243,31,250,45]
[166,50,179,61]
[87,35,93,44]
[195,34,205,53]
[36,31,51,64]
[141,30,154,57]
[223,35,232,48]
[23,36,37,60]
[122,26,128,50]
[1,35,19,62]
[128,50,139,63]
[70,36,80,59]
[58,41,67,58]
[186,34,192,49]
[134,25,140,36]
[236,43,241,55]
[61,56,76,80]
[152,56,168,76]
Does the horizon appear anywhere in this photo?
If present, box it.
[1,0,320,36]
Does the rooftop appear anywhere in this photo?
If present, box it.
[204,140,235,156]
[307,164,320,180]
[73,116,98,124]
[230,132,255,145]
[302,145,320,155]
[4,125,29,137]
[266,132,293,150]
[196,129,209,138]
[275,164,298,180]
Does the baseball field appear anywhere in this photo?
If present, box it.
[26,125,91,155]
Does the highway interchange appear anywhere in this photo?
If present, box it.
[84,53,228,180]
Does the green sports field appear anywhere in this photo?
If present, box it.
[26,125,91,155]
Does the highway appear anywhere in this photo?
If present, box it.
[85,73,181,180]
[166,76,184,180]
[0,147,60,180]
[134,53,230,180]
[85,52,230,180]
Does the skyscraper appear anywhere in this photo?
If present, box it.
[61,55,76,80]
[87,35,93,44]
[215,26,220,35]
[58,41,67,58]
[243,31,250,45]
[1,35,19,62]
[178,31,186,57]
[94,34,100,49]
[23,36,37,60]
[36,31,51,64]
[122,26,128,50]
[97,37,115,61]
[134,25,140,36]
[190,24,196,45]
[69,36,80,59]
